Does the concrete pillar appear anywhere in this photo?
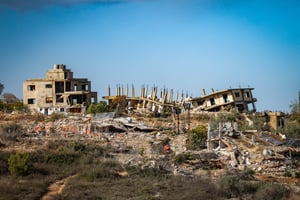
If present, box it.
[153,87,157,100]
[207,123,212,151]
[145,85,148,98]
[219,122,222,149]
[131,85,135,98]
[169,89,173,103]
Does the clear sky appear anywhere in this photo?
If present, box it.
[0,0,299,112]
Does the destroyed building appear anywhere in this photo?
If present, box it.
[190,88,257,112]
[23,64,97,114]
[104,85,257,114]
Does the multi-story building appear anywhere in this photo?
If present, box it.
[190,88,257,112]
[23,64,97,114]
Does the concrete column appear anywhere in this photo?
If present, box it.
[219,122,222,149]
[207,123,212,151]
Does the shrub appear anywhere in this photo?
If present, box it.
[294,171,300,178]
[255,182,290,200]
[218,174,258,198]
[87,101,110,114]
[49,112,64,121]
[283,171,292,177]
[0,123,23,144]
[46,153,78,164]
[174,153,193,164]
[8,153,31,177]
[188,125,207,150]
[73,142,86,152]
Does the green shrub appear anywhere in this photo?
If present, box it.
[218,174,257,198]
[283,171,292,177]
[188,125,207,150]
[8,153,31,177]
[294,171,300,178]
[87,101,110,114]
[46,153,78,164]
[174,153,193,164]
[73,142,86,152]
[255,182,290,200]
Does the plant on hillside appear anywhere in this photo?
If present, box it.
[87,101,110,114]
[8,153,31,177]
[187,125,207,150]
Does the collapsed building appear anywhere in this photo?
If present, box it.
[23,64,97,114]
[190,88,257,112]
[103,85,257,114]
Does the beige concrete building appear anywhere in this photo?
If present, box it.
[23,64,97,114]
[191,88,257,112]
[265,111,285,130]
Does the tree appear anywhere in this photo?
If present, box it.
[2,93,18,104]
[87,101,109,114]
[284,94,300,138]
[8,153,31,177]
[187,125,207,150]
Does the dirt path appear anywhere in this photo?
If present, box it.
[41,175,76,200]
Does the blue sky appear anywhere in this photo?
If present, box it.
[0,0,299,112]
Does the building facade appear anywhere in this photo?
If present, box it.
[23,64,97,114]
[191,88,257,112]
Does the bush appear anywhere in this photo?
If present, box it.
[87,101,110,114]
[283,171,292,177]
[46,153,78,164]
[294,171,300,178]
[218,174,258,198]
[188,125,207,150]
[8,153,31,177]
[0,123,23,144]
[255,182,290,200]
[174,153,193,164]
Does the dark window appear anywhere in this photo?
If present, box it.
[55,82,64,93]
[236,104,244,112]
[28,98,36,104]
[27,85,35,91]
[45,84,52,88]
[82,84,89,91]
[245,91,250,98]
[56,95,64,103]
[60,108,65,112]
[223,94,228,103]
[235,92,240,98]
[210,98,215,105]
[66,82,71,91]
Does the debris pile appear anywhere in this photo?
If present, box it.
[1,112,300,181]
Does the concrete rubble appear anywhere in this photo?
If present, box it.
[2,112,299,179]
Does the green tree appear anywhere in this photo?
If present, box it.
[8,153,31,177]
[87,101,109,114]
[188,125,207,150]
[96,101,109,113]
[87,103,97,114]
[284,96,300,138]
